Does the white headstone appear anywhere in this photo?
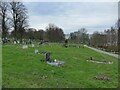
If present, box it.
[35,50,39,54]
[14,41,16,44]
[17,41,20,44]
[22,45,28,49]
[32,44,35,47]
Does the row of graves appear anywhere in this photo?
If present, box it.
[86,57,113,81]
[36,44,113,81]
[34,50,65,66]
[21,39,114,81]
[34,48,113,81]
[2,38,49,46]
[39,40,49,45]
[2,38,11,44]
[22,42,65,66]
[2,38,64,66]
[2,38,32,45]
[63,39,113,81]
[87,57,113,64]
[63,39,84,49]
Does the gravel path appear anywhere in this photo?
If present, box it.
[84,45,119,59]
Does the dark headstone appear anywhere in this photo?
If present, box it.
[2,38,10,44]
[29,40,32,44]
[64,39,68,48]
[39,41,43,45]
[45,52,51,62]
[13,39,17,44]
[90,57,92,60]
[65,39,68,44]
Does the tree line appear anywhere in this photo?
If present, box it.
[0,1,28,43]
[90,26,118,52]
[69,23,119,52]
[0,1,65,43]
[9,23,65,42]
[0,1,119,53]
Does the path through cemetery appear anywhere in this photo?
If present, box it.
[84,45,119,59]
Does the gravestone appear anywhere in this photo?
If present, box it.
[22,45,28,49]
[13,40,17,44]
[17,41,20,44]
[39,40,43,45]
[28,40,32,44]
[44,53,65,66]
[90,57,93,60]
[35,50,39,54]
[13,41,17,44]
[32,44,35,47]
[45,52,51,62]
[2,38,8,44]
[64,39,68,48]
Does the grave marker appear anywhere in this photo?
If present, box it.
[14,41,16,44]
[17,41,20,44]
[35,50,39,54]
[42,52,65,66]
[45,52,51,62]
[22,45,28,49]
[32,44,35,47]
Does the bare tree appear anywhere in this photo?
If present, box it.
[118,19,120,51]
[70,28,89,44]
[0,9,1,37]
[0,1,9,39]
[78,28,88,44]
[10,1,28,43]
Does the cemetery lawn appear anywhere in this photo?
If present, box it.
[2,43,118,88]
[0,44,2,88]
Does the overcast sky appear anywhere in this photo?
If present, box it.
[23,2,118,34]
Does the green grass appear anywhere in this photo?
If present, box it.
[0,44,2,89]
[2,43,118,88]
